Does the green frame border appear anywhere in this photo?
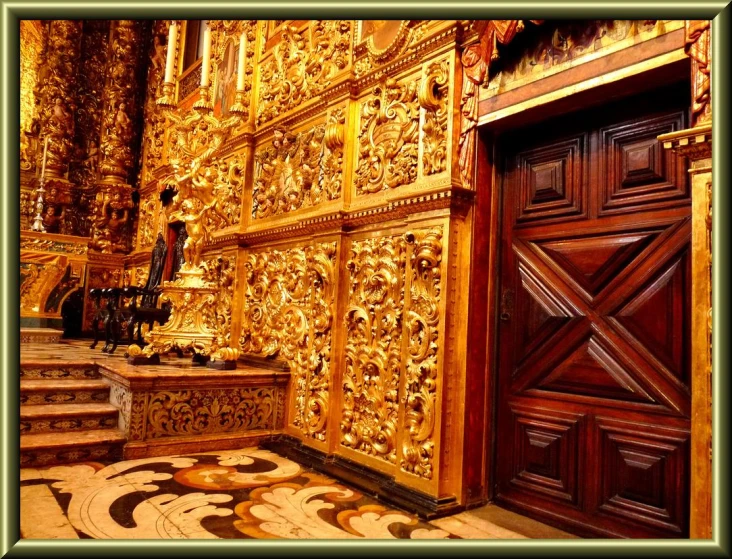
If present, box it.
[1,2,729,556]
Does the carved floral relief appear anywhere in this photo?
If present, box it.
[341,235,407,464]
[239,242,337,441]
[256,21,352,125]
[146,387,277,438]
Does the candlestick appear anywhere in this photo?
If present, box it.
[164,22,178,84]
[201,27,211,87]
[236,33,246,91]
[39,135,49,180]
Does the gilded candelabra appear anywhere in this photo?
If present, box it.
[131,37,247,368]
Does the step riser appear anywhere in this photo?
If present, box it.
[21,390,110,406]
[21,444,123,468]
[21,415,118,435]
[20,366,100,380]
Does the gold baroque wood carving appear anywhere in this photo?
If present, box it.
[98,20,144,184]
[39,20,82,179]
[141,20,171,186]
[355,78,420,195]
[686,20,712,127]
[252,110,344,219]
[146,388,276,438]
[341,235,407,464]
[203,254,236,348]
[458,20,540,188]
[239,242,336,441]
[401,228,443,479]
[256,21,352,126]
[137,195,159,248]
[20,20,46,173]
[420,59,449,176]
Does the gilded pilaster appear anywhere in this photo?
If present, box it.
[659,24,712,532]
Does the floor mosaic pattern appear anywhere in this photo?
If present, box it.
[20,447,577,540]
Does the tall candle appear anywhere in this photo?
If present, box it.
[200,27,211,87]
[40,136,49,181]
[236,33,246,91]
[164,22,178,84]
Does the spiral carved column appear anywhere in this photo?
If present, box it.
[89,20,145,254]
[37,20,83,233]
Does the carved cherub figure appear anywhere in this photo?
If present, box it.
[168,198,215,269]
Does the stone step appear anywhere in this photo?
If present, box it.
[20,429,126,468]
[20,363,100,380]
[20,403,118,435]
[20,379,110,406]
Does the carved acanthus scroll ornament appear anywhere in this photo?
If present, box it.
[459,20,541,188]
[420,60,449,176]
[685,20,712,127]
[341,236,407,464]
[257,21,351,125]
[355,78,420,195]
[401,228,442,479]
[239,243,336,441]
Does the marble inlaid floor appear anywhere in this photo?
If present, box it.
[20,447,577,540]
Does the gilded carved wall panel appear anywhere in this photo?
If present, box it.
[256,21,352,126]
[239,242,337,441]
[355,77,421,195]
[340,226,444,480]
[341,235,407,465]
[252,107,345,219]
[204,154,244,229]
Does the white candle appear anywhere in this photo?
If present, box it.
[40,136,49,180]
[164,22,178,84]
[236,32,246,91]
[201,27,211,87]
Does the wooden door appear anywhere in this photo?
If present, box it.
[494,85,692,538]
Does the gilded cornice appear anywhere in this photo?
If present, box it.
[203,187,473,250]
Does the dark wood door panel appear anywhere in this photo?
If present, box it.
[599,110,689,215]
[495,83,691,538]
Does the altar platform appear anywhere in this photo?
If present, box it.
[20,340,290,465]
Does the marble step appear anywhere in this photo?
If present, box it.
[20,429,126,468]
[20,363,100,380]
[20,379,110,406]
[20,403,118,435]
